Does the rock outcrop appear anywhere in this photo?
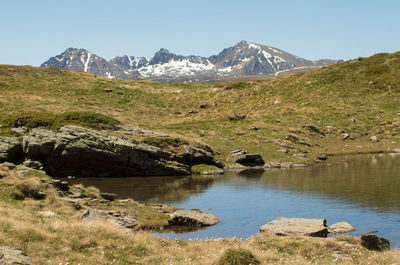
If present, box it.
[0,137,22,162]
[81,209,140,229]
[260,217,328,237]
[361,235,390,251]
[229,153,265,167]
[18,125,216,177]
[168,209,220,227]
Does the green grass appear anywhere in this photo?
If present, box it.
[1,51,400,163]
[0,110,120,133]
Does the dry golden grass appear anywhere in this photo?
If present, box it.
[0,166,400,264]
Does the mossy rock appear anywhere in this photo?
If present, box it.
[191,164,223,175]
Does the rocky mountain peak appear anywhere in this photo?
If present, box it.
[149,48,179,65]
[41,41,338,82]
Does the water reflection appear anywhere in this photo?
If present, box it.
[66,154,400,245]
[67,154,400,211]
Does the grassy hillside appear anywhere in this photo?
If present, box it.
[1,52,400,164]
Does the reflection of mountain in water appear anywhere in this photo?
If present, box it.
[228,154,400,212]
[66,175,216,203]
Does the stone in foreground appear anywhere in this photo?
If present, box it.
[328,221,355,234]
[361,235,390,251]
[168,209,220,227]
[260,217,328,237]
[0,246,31,265]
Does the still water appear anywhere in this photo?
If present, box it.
[66,154,400,247]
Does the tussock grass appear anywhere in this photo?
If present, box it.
[215,248,260,265]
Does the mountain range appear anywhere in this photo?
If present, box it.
[41,41,338,82]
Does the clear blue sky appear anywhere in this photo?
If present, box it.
[1,0,399,66]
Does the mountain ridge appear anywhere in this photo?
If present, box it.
[41,41,338,82]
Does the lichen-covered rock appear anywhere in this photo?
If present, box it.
[260,217,328,237]
[22,125,216,177]
[81,209,139,229]
[0,246,31,265]
[328,222,355,234]
[168,209,220,226]
[0,137,22,162]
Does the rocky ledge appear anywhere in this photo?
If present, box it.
[0,125,219,177]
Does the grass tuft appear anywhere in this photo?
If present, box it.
[215,248,260,265]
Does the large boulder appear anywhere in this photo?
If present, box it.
[230,153,265,167]
[260,217,328,237]
[361,235,390,251]
[328,222,355,234]
[168,209,220,227]
[22,125,215,177]
[0,137,22,162]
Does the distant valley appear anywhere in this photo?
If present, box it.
[41,41,338,82]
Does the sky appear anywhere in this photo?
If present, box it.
[1,0,399,66]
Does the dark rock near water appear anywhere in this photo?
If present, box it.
[20,125,215,177]
[361,235,390,251]
[231,153,265,167]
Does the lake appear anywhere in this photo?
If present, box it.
[66,154,400,247]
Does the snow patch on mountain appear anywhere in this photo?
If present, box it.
[138,58,214,77]
[41,41,338,82]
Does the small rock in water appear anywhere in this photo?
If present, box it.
[357,230,378,236]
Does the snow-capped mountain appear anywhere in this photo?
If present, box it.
[41,41,337,82]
